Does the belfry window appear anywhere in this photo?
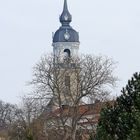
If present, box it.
[64,49,71,58]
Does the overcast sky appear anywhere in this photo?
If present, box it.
[0,0,140,104]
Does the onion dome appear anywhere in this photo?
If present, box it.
[53,0,79,43]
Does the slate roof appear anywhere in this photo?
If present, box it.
[53,0,79,43]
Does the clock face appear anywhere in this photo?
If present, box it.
[64,32,70,40]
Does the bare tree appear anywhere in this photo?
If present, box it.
[30,54,117,140]
[0,100,25,139]
[0,100,20,130]
[0,98,45,140]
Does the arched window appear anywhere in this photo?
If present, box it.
[64,49,71,58]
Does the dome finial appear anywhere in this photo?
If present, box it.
[60,0,72,26]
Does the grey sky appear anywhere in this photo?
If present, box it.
[0,0,140,104]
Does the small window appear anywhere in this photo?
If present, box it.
[65,76,70,86]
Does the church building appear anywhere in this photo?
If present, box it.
[42,1,114,140]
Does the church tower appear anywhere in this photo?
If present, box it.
[52,0,80,106]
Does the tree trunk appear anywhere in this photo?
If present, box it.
[63,131,69,140]
[71,128,76,140]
